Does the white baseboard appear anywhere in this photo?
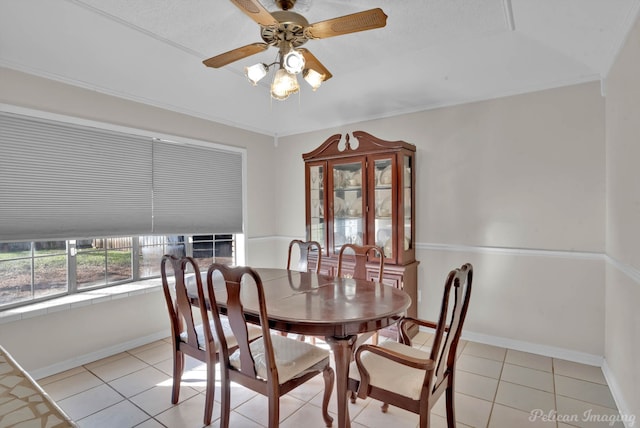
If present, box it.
[460,329,604,366]
[418,326,604,367]
[30,330,169,380]
[601,361,637,428]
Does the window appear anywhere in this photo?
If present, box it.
[0,234,236,309]
[0,106,247,310]
[0,241,68,306]
[138,235,186,278]
[76,238,133,290]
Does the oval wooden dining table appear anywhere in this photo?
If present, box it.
[187,267,411,428]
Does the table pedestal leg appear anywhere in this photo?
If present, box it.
[325,335,357,428]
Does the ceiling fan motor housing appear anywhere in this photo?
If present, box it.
[261,11,309,48]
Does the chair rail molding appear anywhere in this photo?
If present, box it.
[605,254,640,285]
[418,242,604,261]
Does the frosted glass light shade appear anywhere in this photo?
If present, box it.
[303,69,324,91]
[283,49,305,74]
[271,68,300,100]
[244,63,268,85]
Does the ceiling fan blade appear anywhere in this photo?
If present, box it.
[298,48,332,81]
[203,43,270,68]
[230,0,279,27]
[305,8,387,39]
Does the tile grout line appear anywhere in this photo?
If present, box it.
[483,352,506,428]
[78,357,160,426]
[552,359,559,428]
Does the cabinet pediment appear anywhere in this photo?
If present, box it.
[303,131,415,161]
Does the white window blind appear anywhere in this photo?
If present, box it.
[0,111,243,241]
[152,141,243,235]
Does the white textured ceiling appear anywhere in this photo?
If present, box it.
[1,0,638,136]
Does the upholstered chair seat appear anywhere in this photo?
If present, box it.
[230,334,331,383]
[349,341,432,400]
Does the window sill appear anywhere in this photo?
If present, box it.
[0,278,163,325]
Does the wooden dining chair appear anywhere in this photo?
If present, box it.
[205,263,334,428]
[287,239,323,273]
[160,255,261,425]
[347,263,473,428]
[287,239,323,343]
[337,243,385,346]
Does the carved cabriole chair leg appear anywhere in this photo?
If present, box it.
[322,366,335,427]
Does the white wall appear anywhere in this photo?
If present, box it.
[275,82,607,358]
[604,9,640,419]
[0,291,169,375]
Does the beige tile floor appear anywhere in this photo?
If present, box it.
[38,332,623,428]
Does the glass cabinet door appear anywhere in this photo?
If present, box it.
[308,164,325,246]
[331,161,364,255]
[373,158,394,259]
[403,154,413,253]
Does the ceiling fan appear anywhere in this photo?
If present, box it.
[202,0,387,100]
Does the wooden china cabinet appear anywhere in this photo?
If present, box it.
[302,131,418,337]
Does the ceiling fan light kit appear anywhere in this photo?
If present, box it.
[204,0,387,101]
[243,45,314,99]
